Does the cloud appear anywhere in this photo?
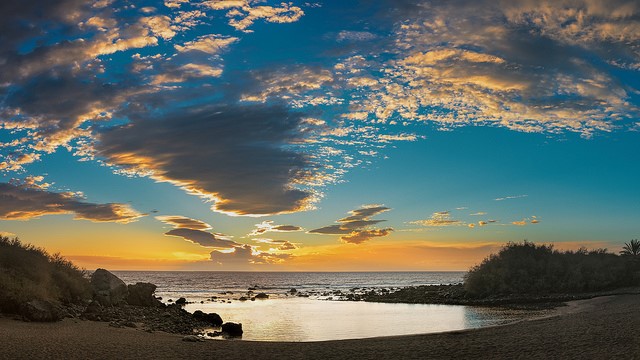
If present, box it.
[155,215,211,230]
[340,229,392,244]
[411,211,464,227]
[511,217,541,226]
[164,228,240,248]
[250,220,303,235]
[309,205,393,244]
[156,215,240,248]
[174,34,239,54]
[339,0,640,137]
[0,181,142,223]
[151,63,224,84]
[202,1,304,33]
[240,67,335,103]
[494,195,528,201]
[210,244,290,265]
[97,104,316,216]
[337,31,377,42]
[253,238,299,250]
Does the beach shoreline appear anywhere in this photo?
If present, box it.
[2,293,638,359]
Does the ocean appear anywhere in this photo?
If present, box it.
[114,271,546,341]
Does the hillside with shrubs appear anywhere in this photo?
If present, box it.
[0,236,91,314]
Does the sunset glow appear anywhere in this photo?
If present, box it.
[1,0,638,271]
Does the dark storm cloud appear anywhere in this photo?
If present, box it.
[97,104,315,216]
[0,181,142,223]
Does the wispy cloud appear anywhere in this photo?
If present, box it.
[337,30,377,42]
[494,195,528,201]
[411,211,464,227]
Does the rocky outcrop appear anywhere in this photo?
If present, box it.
[175,297,187,305]
[91,269,128,306]
[20,300,61,322]
[221,322,243,337]
[192,310,223,326]
[127,282,162,307]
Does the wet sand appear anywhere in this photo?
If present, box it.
[1,294,638,360]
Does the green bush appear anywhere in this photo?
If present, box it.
[0,236,91,313]
[464,241,640,297]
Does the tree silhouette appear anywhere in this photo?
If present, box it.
[620,239,640,256]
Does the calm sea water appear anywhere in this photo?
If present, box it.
[114,271,546,341]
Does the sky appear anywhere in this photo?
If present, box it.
[0,0,638,271]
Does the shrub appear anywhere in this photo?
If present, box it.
[464,241,640,297]
[0,236,91,313]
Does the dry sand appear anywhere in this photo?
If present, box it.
[1,294,639,360]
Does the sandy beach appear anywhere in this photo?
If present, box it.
[1,294,638,360]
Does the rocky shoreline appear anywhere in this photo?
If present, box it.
[14,269,243,339]
[349,283,640,309]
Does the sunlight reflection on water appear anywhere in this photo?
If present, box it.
[114,271,545,341]
[185,298,536,341]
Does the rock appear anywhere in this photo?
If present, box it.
[127,282,162,307]
[255,293,269,299]
[20,300,61,322]
[238,296,248,301]
[192,310,223,326]
[289,288,297,294]
[182,335,204,342]
[175,297,187,305]
[83,300,102,313]
[221,322,243,337]
[91,269,128,306]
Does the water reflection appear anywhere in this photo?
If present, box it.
[185,298,542,342]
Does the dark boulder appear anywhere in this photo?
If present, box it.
[127,282,162,307]
[221,322,243,337]
[21,300,61,322]
[91,269,128,306]
[175,297,187,305]
[255,293,269,299]
[193,310,223,326]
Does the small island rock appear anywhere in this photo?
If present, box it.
[221,322,243,336]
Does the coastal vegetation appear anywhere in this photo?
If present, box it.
[0,236,91,314]
[463,241,640,297]
[362,241,640,305]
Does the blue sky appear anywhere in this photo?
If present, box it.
[0,0,638,270]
